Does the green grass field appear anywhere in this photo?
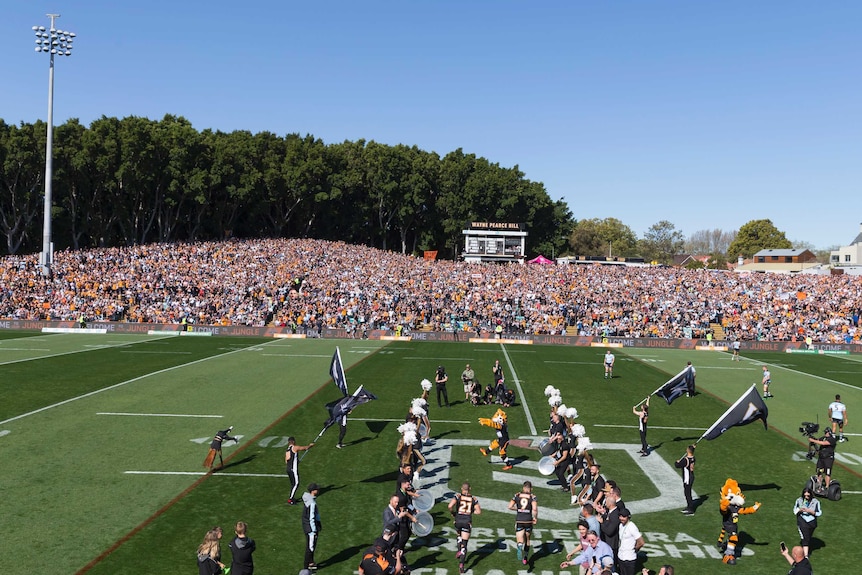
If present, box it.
[1,332,860,575]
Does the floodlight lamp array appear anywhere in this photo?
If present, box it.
[33,25,75,56]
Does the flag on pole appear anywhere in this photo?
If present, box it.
[330,347,348,396]
[323,385,377,430]
[652,366,693,405]
[700,384,768,441]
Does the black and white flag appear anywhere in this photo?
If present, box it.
[323,385,377,430]
[653,366,693,405]
[700,385,768,441]
[330,347,348,396]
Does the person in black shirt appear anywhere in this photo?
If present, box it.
[228,521,256,575]
[203,426,237,470]
[780,544,813,575]
[508,481,538,565]
[302,483,322,571]
[675,444,696,515]
[448,482,481,574]
[435,366,450,407]
[632,399,650,456]
[809,427,838,488]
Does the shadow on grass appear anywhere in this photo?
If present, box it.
[693,494,710,511]
[529,539,566,568]
[346,436,376,447]
[465,539,506,571]
[319,542,367,569]
[738,482,782,493]
[737,531,769,555]
[365,420,389,435]
[216,454,257,470]
[361,470,400,484]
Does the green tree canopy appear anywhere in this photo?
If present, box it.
[639,220,685,265]
[727,219,792,259]
[568,217,638,257]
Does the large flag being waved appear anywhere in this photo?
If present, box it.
[700,385,768,441]
[323,385,377,430]
[330,347,348,396]
[653,366,693,405]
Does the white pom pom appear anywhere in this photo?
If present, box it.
[548,394,562,407]
[411,404,427,417]
[558,403,568,414]
[544,385,555,397]
[420,379,432,391]
[566,407,579,419]
[397,421,418,435]
[572,423,586,438]
[403,429,418,445]
[577,436,593,452]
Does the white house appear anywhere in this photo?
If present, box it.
[830,223,862,267]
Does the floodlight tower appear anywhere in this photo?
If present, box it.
[33,14,75,276]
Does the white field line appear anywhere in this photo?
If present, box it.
[352,417,472,424]
[0,334,178,367]
[97,412,224,418]
[593,423,709,431]
[120,351,192,354]
[501,343,537,436]
[0,339,281,426]
[125,471,286,478]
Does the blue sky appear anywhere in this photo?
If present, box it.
[3,1,860,250]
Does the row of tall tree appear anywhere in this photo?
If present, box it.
[1,114,801,264]
[0,114,573,259]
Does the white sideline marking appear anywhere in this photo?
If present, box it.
[0,348,51,351]
[353,417,471,424]
[0,339,282,426]
[0,430,10,438]
[120,351,192,354]
[501,344,537,436]
[403,357,475,360]
[97,412,223,418]
[261,353,331,358]
[125,471,286,478]
[0,334,177,367]
[593,423,709,431]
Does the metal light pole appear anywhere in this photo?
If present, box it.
[33,14,75,276]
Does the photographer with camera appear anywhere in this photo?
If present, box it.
[809,427,838,490]
[435,365,450,408]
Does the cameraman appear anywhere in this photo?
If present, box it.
[435,365,450,408]
[809,427,838,489]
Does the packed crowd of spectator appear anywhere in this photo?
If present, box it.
[0,238,860,343]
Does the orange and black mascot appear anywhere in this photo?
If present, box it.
[478,408,512,470]
[716,478,761,565]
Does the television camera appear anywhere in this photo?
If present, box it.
[799,421,820,460]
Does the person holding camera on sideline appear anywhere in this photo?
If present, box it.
[435,365,450,408]
[809,427,838,489]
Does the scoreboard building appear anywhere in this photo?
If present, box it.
[462,221,528,264]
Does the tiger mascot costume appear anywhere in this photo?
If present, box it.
[716,478,761,565]
[478,408,512,470]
